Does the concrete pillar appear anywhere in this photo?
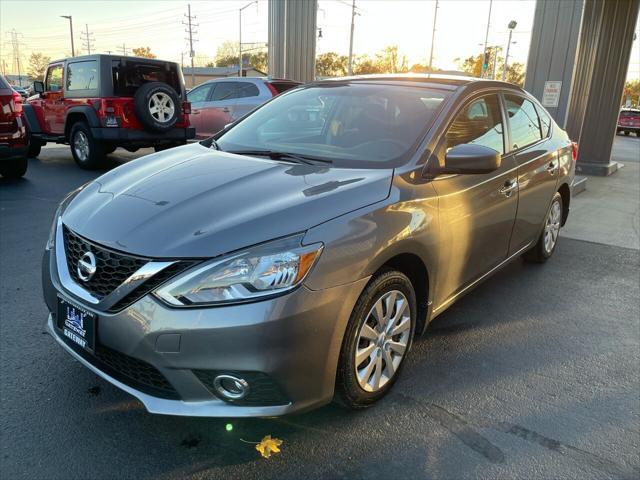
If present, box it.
[268,0,317,83]
[524,0,583,128]
[565,0,640,176]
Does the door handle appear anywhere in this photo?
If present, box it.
[499,180,518,197]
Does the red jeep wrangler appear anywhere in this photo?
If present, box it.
[25,54,195,169]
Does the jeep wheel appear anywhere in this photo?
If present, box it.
[70,122,105,169]
[104,144,117,154]
[134,82,181,133]
[0,157,28,179]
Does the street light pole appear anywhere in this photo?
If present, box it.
[347,0,356,75]
[239,1,257,78]
[481,0,493,78]
[428,0,439,71]
[61,15,75,57]
[502,20,517,81]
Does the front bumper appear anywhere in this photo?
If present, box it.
[43,247,368,417]
[90,127,196,144]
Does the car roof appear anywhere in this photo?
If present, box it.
[313,73,525,93]
[50,54,179,66]
[199,77,300,84]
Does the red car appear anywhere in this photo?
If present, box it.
[617,108,640,136]
[0,75,28,178]
[25,54,195,169]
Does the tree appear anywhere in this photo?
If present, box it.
[623,80,640,105]
[213,41,267,73]
[375,45,408,74]
[132,47,156,59]
[27,53,50,81]
[352,54,384,75]
[409,63,438,73]
[455,47,525,86]
[316,52,348,77]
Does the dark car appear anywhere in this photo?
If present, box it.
[0,75,28,178]
[43,75,575,417]
[188,77,300,139]
[24,54,195,169]
[617,108,640,136]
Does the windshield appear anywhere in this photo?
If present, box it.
[216,83,448,168]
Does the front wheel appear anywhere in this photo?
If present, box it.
[336,270,416,409]
[523,192,563,263]
[70,122,105,169]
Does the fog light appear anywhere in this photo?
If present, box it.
[213,374,250,400]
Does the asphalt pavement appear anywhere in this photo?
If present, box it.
[1,140,639,480]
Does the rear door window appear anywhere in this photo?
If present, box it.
[211,82,237,101]
[504,95,543,150]
[236,82,260,98]
[66,60,98,91]
[445,94,505,154]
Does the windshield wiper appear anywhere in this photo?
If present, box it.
[228,150,333,165]
[201,137,221,150]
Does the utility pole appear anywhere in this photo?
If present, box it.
[119,43,128,56]
[239,1,258,78]
[183,4,198,86]
[481,0,493,78]
[9,30,22,85]
[428,0,439,71]
[80,24,95,55]
[61,16,75,57]
[502,20,517,81]
[347,0,357,75]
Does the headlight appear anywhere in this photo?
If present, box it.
[45,183,90,250]
[154,235,323,307]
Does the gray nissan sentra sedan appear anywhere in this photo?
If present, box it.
[42,75,576,417]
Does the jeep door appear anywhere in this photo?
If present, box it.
[197,81,238,138]
[187,82,216,139]
[502,94,559,254]
[41,63,65,134]
[430,93,518,311]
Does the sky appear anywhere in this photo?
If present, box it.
[1,0,639,80]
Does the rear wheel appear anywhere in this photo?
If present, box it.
[27,142,42,158]
[0,157,28,179]
[624,131,630,136]
[104,144,117,154]
[336,270,416,409]
[523,192,563,263]
[70,122,105,169]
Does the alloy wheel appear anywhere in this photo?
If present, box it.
[544,199,561,254]
[148,93,175,123]
[73,131,90,162]
[355,290,412,392]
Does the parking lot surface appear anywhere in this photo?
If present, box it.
[1,141,639,479]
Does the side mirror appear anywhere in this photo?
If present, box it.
[443,144,501,174]
[33,81,44,94]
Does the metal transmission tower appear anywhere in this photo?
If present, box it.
[8,29,24,85]
[80,24,95,55]
[183,4,198,87]
[119,44,129,55]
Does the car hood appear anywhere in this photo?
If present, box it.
[62,143,392,258]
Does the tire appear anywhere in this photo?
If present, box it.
[104,144,117,154]
[133,82,181,133]
[0,157,28,179]
[27,142,41,158]
[624,131,630,136]
[336,270,417,409]
[523,192,563,263]
[69,121,105,170]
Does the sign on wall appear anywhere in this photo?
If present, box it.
[542,81,562,107]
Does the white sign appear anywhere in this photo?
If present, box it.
[542,81,562,108]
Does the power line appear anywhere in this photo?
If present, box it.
[80,24,95,55]
[118,43,129,56]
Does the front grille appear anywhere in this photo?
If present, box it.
[60,332,180,400]
[63,226,147,299]
[193,370,290,406]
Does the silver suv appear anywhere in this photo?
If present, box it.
[43,75,575,417]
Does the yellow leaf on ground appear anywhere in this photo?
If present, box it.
[255,435,283,458]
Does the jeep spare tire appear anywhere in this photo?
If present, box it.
[134,82,181,132]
